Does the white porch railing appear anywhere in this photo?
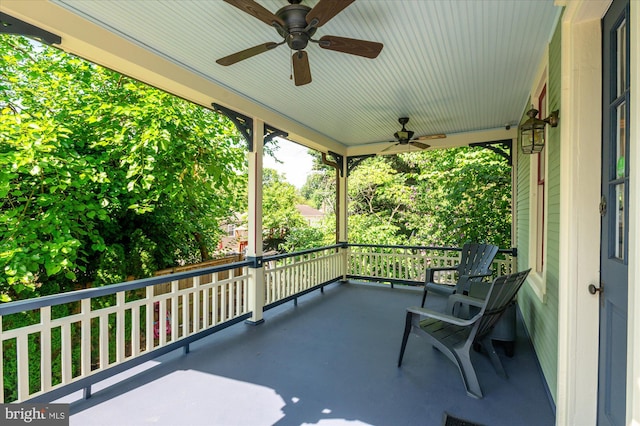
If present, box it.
[347,244,516,286]
[263,245,344,307]
[0,261,252,403]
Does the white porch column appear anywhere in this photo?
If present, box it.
[338,156,349,279]
[247,118,265,324]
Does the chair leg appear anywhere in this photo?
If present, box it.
[421,288,427,308]
[481,337,507,378]
[455,347,483,398]
[398,312,413,367]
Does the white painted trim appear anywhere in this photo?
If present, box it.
[627,2,639,424]
[557,1,609,425]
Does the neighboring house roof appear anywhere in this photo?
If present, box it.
[295,204,323,217]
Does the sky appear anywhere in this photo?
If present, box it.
[263,138,314,189]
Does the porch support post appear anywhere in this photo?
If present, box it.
[246,118,265,325]
[337,155,349,280]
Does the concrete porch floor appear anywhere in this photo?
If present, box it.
[62,281,555,426]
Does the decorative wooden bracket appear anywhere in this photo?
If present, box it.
[324,151,344,177]
[469,139,513,165]
[212,103,253,151]
[347,154,376,176]
[212,104,289,152]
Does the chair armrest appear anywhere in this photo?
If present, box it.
[447,293,485,308]
[446,293,485,316]
[406,306,480,327]
[457,271,493,295]
[461,271,493,281]
[425,265,459,283]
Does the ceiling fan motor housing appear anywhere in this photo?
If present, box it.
[395,117,414,143]
[276,4,317,50]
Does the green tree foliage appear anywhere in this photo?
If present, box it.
[404,148,511,247]
[280,226,326,253]
[338,148,512,248]
[262,168,306,252]
[0,35,247,300]
[300,150,336,212]
[347,156,412,245]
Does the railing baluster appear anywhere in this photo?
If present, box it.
[61,321,72,383]
[193,276,201,333]
[131,303,140,358]
[116,292,125,364]
[41,306,52,393]
[80,298,91,376]
[177,279,185,339]
[97,312,107,369]
[17,332,29,401]
[172,279,180,339]
[145,287,154,352]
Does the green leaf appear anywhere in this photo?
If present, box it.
[45,261,62,276]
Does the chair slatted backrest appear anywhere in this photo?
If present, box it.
[455,243,499,295]
[474,269,531,341]
[458,243,499,276]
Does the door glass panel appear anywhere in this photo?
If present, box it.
[615,183,625,260]
[617,20,626,97]
[616,102,626,178]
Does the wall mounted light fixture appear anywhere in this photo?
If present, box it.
[520,108,559,154]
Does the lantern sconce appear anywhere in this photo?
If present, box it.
[520,108,559,154]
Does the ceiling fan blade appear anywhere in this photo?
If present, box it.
[292,51,312,86]
[318,35,383,59]
[410,141,431,150]
[415,134,446,141]
[306,0,355,29]
[223,0,284,28]
[380,143,399,153]
[216,42,281,66]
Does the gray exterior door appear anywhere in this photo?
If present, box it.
[599,0,629,424]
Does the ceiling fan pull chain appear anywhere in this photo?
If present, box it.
[289,47,293,80]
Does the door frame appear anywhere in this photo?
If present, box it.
[558,1,639,425]
[627,2,640,423]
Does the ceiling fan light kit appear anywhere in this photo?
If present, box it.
[217,0,383,86]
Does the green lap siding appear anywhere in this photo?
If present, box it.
[516,21,561,404]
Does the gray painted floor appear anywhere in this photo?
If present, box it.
[64,281,554,426]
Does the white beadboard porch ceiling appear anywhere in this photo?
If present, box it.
[46,0,560,152]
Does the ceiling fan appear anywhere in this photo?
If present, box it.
[216,0,384,86]
[381,117,446,152]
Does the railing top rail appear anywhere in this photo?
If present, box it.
[0,260,252,316]
[347,243,516,256]
[263,244,343,262]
